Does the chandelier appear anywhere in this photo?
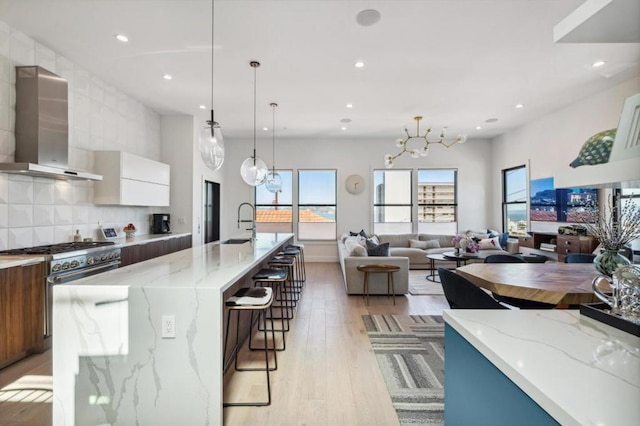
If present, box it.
[383,116,467,169]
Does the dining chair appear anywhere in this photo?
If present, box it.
[437,267,509,309]
[564,253,597,263]
[484,254,526,263]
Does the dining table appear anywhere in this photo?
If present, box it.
[455,262,603,306]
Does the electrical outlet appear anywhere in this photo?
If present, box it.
[162,315,176,339]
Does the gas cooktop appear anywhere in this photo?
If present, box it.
[0,241,115,256]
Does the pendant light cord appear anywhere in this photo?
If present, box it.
[253,63,257,165]
[210,0,214,123]
[271,103,276,173]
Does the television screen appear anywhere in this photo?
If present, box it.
[530,177,596,222]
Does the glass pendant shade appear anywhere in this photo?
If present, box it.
[240,156,268,186]
[199,121,225,170]
[265,171,282,193]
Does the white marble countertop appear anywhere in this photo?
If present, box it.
[444,310,640,426]
[0,256,46,269]
[63,232,294,290]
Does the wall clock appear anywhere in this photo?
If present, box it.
[345,174,365,194]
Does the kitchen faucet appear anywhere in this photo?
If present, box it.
[237,202,256,241]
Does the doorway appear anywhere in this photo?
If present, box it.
[204,180,220,243]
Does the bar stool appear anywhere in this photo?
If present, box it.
[286,243,306,283]
[268,256,298,315]
[223,286,276,407]
[278,248,303,293]
[252,268,289,350]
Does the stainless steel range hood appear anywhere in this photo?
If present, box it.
[0,66,102,181]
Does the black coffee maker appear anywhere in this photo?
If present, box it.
[152,214,171,234]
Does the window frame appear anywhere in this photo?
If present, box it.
[502,164,528,236]
[254,169,294,233]
[297,169,337,241]
[372,169,413,234]
[417,168,458,224]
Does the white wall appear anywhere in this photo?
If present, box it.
[0,20,163,250]
[223,136,493,260]
[489,77,640,231]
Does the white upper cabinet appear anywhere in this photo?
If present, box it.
[93,151,170,206]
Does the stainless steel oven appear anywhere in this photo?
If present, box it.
[1,242,121,345]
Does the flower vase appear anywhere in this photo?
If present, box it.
[455,247,461,256]
[593,249,631,277]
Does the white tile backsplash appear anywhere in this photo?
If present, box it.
[0,171,8,203]
[0,229,7,250]
[54,181,74,205]
[54,225,73,243]
[9,204,33,227]
[9,227,33,249]
[8,177,33,204]
[0,19,160,250]
[0,204,7,228]
[32,226,54,245]
[33,204,54,226]
[54,205,73,225]
[33,181,55,204]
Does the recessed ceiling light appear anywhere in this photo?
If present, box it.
[346,103,353,108]
[162,74,172,80]
[592,60,606,68]
[355,61,364,68]
[341,126,347,131]
[263,127,269,131]
[199,105,206,109]
[515,103,524,109]
[115,34,129,43]
[485,118,499,123]
[476,126,483,130]
[356,9,381,27]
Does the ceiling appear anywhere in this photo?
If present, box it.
[1,0,639,141]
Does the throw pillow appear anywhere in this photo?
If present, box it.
[409,239,428,249]
[365,239,390,256]
[425,239,440,249]
[350,229,369,238]
[478,237,501,250]
[345,238,367,256]
[487,229,509,249]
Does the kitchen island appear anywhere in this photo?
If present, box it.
[444,310,640,426]
[52,232,294,426]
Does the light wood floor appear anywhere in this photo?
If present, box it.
[0,262,448,426]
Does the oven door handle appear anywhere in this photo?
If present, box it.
[47,261,120,283]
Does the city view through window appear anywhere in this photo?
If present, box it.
[503,166,528,236]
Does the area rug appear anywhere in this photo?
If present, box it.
[362,314,445,425]
[409,270,445,296]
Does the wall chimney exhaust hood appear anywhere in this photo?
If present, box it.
[0,66,102,181]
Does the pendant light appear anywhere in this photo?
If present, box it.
[199,0,225,170]
[240,61,268,186]
[265,102,282,193]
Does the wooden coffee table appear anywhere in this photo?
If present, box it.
[356,264,400,305]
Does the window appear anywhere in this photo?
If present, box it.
[298,170,336,240]
[502,165,527,236]
[373,170,412,234]
[255,170,293,233]
[418,169,457,234]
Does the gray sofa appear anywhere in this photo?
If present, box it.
[338,234,409,295]
[337,231,509,295]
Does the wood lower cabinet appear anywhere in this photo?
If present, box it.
[0,261,45,369]
[556,235,598,263]
[119,235,192,267]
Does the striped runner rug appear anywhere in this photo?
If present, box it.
[362,314,444,425]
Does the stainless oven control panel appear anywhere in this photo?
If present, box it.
[50,249,121,274]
